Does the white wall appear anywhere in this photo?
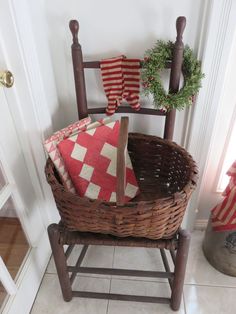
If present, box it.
[197,29,236,221]
[44,0,204,144]
[184,0,236,227]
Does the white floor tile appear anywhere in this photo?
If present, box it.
[30,274,110,314]
[46,245,114,279]
[185,231,236,287]
[184,284,236,314]
[112,246,172,282]
[108,279,185,314]
[46,245,82,274]
[82,245,114,268]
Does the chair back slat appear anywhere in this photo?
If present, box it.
[69,16,186,140]
[87,107,166,116]
[82,61,172,69]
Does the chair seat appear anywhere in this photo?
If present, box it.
[57,222,179,249]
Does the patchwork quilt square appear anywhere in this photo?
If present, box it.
[58,120,139,202]
[44,117,111,192]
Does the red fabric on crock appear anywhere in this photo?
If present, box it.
[212,161,236,231]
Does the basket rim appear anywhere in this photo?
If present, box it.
[45,133,198,207]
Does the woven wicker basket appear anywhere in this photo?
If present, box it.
[45,123,198,240]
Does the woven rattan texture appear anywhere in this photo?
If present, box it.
[56,223,179,249]
[45,133,198,240]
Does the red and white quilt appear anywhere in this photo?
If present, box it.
[57,120,139,202]
[44,117,111,192]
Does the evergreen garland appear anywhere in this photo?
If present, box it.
[142,40,204,111]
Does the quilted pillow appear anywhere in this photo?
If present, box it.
[44,117,111,192]
[57,120,139,202]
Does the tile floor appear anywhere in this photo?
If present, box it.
[30,231,236,314]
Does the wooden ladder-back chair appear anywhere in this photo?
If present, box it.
[47,16,194,311]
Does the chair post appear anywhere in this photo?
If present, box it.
[164,16,186,140]
[170,229,190,311]
[47,224,72,301]
[69,20,88,120]
[116,117,129,206]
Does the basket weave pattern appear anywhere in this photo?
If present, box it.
[45,133,198,240]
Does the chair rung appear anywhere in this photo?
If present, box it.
[72,291,170,304]
[67,266,174,279]
[160,249,173,289]
[65,245,75,260]
[170,249,176,265]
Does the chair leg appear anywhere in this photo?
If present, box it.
[170,229,190,311]
[47,224,72,301]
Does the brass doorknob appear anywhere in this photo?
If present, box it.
[0,71,14,88]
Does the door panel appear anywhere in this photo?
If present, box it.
[0,196,30,307]
[0,87,50,312]
[0,88,44,245]
[0,10,51,314]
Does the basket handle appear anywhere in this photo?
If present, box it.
[116,116,129,206]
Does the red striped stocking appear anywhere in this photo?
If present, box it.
[100,56,123,115]
[101,56,141,115]
[122,58,141,111]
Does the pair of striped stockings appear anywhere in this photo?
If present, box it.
[101,56,141,115]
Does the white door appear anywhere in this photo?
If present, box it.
[0,1,57,313]
[0,87,50,314]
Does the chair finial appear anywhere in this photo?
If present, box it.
[176,16,186,41]
[69,20,79,43]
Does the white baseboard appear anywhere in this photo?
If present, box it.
[194,219,208,230]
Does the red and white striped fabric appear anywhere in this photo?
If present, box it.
[101,56,141,115]
[122,58,141,112]
[101,56,123,115]
[212,161,236,231]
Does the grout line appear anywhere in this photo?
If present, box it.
[184,283,236,289]
[183,290,187,314]
[45,254,53,274]
[47,271,169,284]
[106,246,115,314]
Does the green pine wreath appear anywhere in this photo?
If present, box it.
[142,40,204,111]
